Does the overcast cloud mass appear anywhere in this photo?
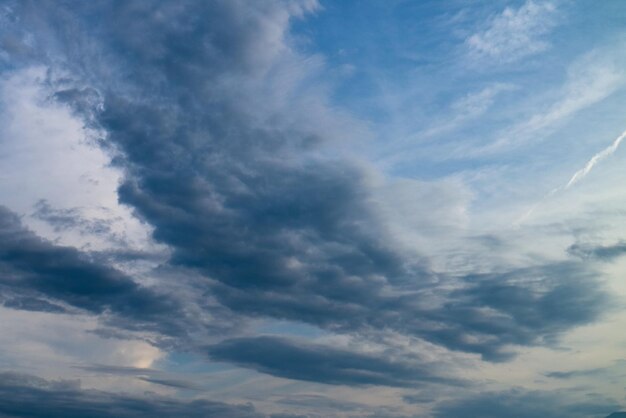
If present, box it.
[1,1,626,417]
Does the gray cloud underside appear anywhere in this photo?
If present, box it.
[2,295,67,313]
[74,364,202,390]
[545,368,607,380]
[0,0,614,386]
[208,335,460,387]
[568,241,626,261]
[433,389,619,418]
[32,200,116,237]
[0,206,185,336]
[545,359,626,381]
[2,370,622,418]
[0,371,264,418]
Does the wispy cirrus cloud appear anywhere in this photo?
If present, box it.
[466,0,559,65]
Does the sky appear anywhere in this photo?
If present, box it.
[0,1,626,417]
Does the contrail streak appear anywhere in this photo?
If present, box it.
[564,128,626,189]
[515,128,626,225]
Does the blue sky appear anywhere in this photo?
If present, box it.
[1,1,626,417]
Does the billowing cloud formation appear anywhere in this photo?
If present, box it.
[424,262,610,361]
[0,0,612,373]
[1,0,626,416]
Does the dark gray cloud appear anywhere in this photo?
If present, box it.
[137,376,201,390]
[0,371,264,418]
[0,206,184,336]
[421,262,611,361]
[274,394,417,418]
[402,393,436,405]
[545,360,626,381]
[432,389,619,418]
[208,335,459,387]
[269,415,309,418]
[545,368,607,380]
[568,242,626,261]
[2,295,67,313]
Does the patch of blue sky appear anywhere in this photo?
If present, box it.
[294,0,626,189]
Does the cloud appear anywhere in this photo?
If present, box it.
[419,262,610,361]
[1,1,626,417]
[544,360,626,382]
[0,0,611,368]
[32,200,116,238]
[380,84,516,164]
[0,2,618,405]
[545,367,607,380]
[207,336,459,387]
[433,388,619,418]
[2,295,67,313]
[74,364,203,390]
[426,83,516,136]
[136,376,200,390]
[0,205,184,336]
[466,0,558,65]
[0,371,265,418]
[568,241,626,261]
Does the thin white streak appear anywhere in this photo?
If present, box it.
[515,128,626,225]
[564,128,626,189]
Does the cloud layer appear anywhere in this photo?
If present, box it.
[1,0,625,416]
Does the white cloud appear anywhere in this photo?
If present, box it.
[466,1,558,65]
[0,67,156,254]
[377,83,516,167]
[473,47,626,155]
[0,307,164,393]
[426,83,517,138]
[564,128,626,189]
